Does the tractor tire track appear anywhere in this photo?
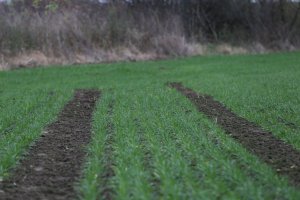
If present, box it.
[169,82,300,186]
[0,89,100,200]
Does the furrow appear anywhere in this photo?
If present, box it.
[169,82,300,186]
[0,89,100,200]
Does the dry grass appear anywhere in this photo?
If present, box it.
[0,2,298,70]
[0,4,205,69]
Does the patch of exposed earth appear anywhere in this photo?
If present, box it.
[0,89,100,200]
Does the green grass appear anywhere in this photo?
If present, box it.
[1,51,300,199]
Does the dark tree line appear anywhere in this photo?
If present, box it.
[5,0,300,47]
[127,0,300,47]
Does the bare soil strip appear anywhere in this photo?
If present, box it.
[169,82,300,185]
[0,89,100,200]
[134,118,161,198]
[100,101,116,200]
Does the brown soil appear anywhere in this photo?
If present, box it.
[0,89,100,200]
[169,82,300,186]
[100,101,116,200]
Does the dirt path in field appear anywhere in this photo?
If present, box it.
[99,101,116,200]
[169,82,300,186]
[0,89,100,200]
